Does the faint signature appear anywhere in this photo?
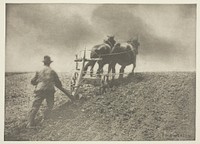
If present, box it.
[161,131,192,139]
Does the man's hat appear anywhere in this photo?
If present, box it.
[42,55,53,63]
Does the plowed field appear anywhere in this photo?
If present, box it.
[5,72,195,141]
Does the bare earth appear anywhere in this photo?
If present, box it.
[4,72,195,141]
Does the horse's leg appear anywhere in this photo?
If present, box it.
[83,61,91,76]
[119,65,126,79]
[111,63,116,80]
[106,62,115,88]
[90,60,96,77]
[132,63,135,74]
[108,63,112,75]
[97,61,104,78]
[108,62,113,78]
[108,62,116,79]
[131,56,136,75]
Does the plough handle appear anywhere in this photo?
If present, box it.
[59,87,75,101]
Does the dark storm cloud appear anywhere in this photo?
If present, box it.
[91,4,195,62]
[6,4,98,52]
[6,4,196,72]
[178,4,196,18]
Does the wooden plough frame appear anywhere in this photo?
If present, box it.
[70,50,110,99]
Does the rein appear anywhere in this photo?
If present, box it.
[86,48,137,58]
[97,49,137,57]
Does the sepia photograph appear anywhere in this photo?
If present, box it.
[2,0,199,142]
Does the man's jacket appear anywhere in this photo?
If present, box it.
[31,66,62,94]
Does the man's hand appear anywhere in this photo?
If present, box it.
[31,72,39,85]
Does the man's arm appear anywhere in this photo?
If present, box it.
[31,72,39,85]
[54,72,63,89]
[53,71,74,101]
[59,87,74,101]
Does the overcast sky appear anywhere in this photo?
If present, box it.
[6,4,196,72]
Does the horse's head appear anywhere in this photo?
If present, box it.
[104,35,116,48]
[127,37,140,54]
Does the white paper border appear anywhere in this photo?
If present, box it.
[1,0,199,144]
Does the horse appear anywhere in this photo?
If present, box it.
[83,36,116,77]
[108,37,140,79]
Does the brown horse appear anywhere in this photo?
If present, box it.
[108,37,140,79]
[83,36,116,77]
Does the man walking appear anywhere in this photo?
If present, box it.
[27,55,73,128]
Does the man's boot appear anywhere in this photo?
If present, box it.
[27,108,37,128]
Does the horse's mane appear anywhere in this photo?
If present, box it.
[104,39,114,48]
[111,42,138,55]
[93,40,112,49]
